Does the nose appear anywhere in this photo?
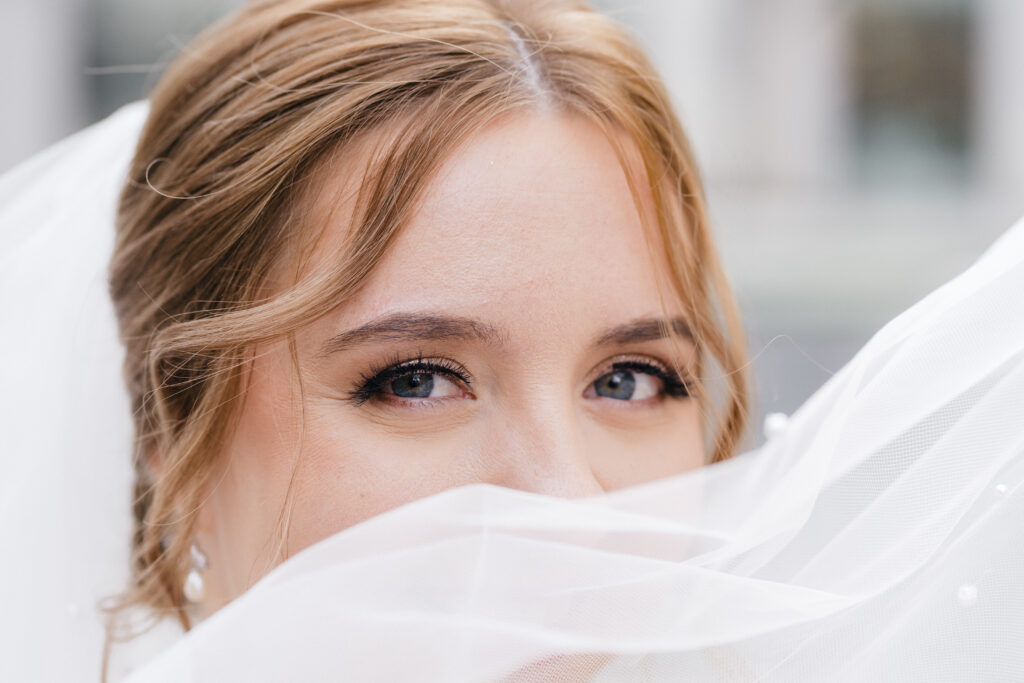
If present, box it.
[482,401,605,499]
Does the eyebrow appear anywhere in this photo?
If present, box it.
[592,316,693,346]
[321,312,692,355]
[320,312,505,355]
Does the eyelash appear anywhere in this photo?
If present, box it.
[347,352,472,406]
[347,352,691,407]
[604,358,691,399]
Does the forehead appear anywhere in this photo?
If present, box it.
[307,111,675,335]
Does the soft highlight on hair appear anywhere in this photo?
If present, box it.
[108,0,749,643]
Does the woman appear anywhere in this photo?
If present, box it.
[107,0,748,629]
[1,1,1021,681]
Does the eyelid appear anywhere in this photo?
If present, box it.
[347,352,690,409]
[347,354,472,406]
[589,354,691,399]
[589,353,667,379]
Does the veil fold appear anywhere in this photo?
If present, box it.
[1,103,1021,682]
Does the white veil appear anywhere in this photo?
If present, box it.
[0,102,148,682]
[2,103,1021,682]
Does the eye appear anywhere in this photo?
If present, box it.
[586,359,690,403]
[593,369,657,400]
[386,371,461,399]
[348,356,472,406]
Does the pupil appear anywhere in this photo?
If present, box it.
[596,370,635,400]
[391,372,434,398]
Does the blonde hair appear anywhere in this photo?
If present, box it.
[109,0,748,638]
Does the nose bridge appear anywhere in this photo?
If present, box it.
[486,398,604,499]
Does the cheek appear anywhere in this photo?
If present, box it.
[282,412,483,556]
[582,401,704,489]
[212,345,483,575]
[204,346,306,589]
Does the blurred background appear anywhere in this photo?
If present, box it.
[2,0,1022,443]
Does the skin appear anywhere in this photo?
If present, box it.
[194,110,702,615]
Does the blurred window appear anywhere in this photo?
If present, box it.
[850,1,973,187]
[86,0,242,121]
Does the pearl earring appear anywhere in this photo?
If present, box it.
[184,543,209,604]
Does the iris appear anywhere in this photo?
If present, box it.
[390,373,435,398]
[594,370,636,400]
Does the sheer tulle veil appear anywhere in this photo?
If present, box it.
[1,103,1021,681]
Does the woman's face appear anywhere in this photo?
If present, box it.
[197,111,702,610]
